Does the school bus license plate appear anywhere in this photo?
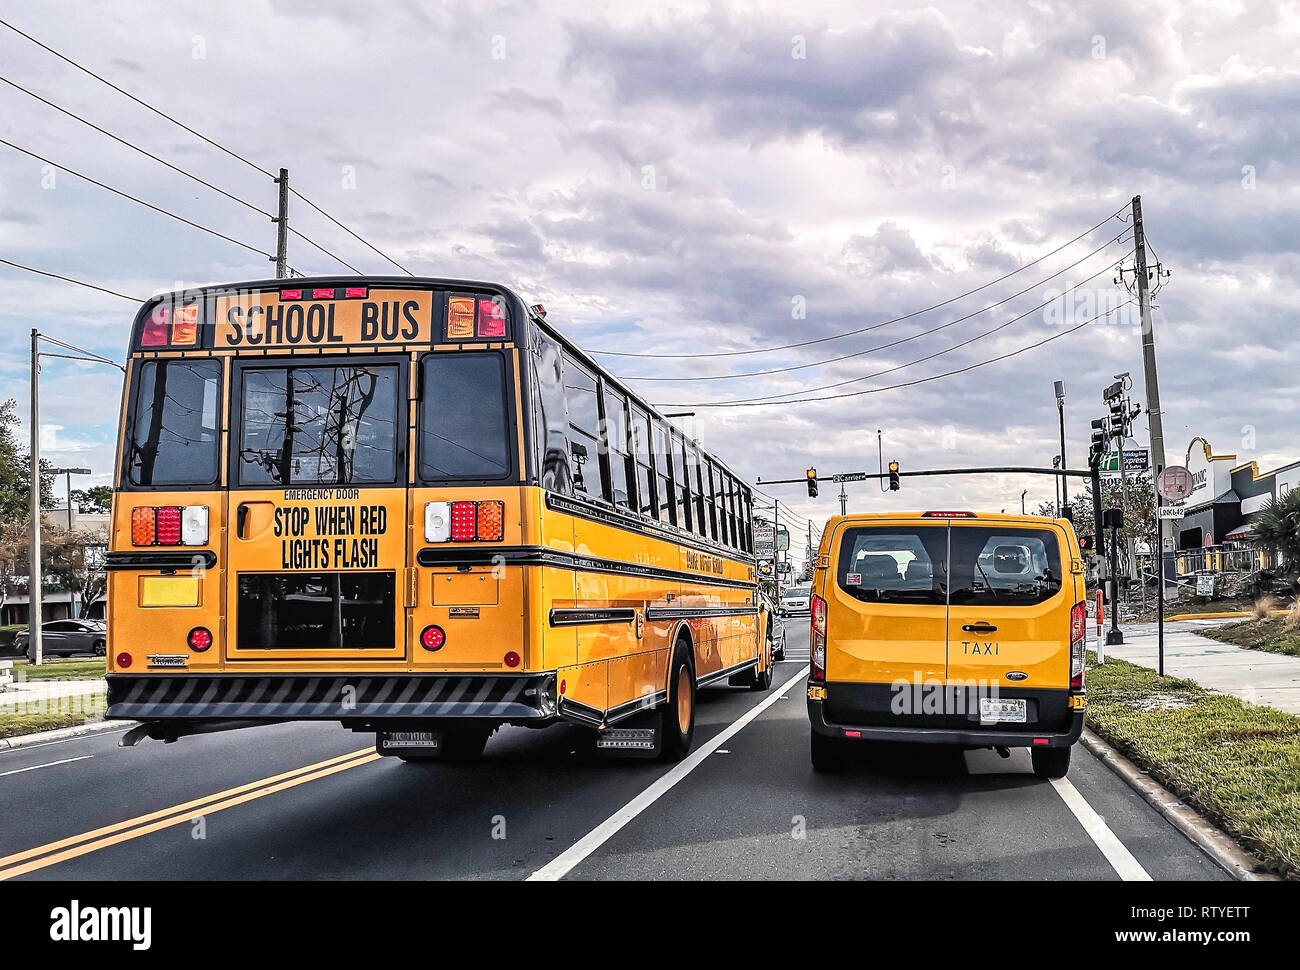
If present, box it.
[979,698,1027,723]
[380,730,441,751]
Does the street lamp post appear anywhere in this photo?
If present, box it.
[1054,380,1067,515]
[27,330,123,665]
[1021,489,1027,515]
[51,466,92,531]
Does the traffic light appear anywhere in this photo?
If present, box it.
[1089,418,1107,463]
[806,467,818,498]
[1107,397,1127,436]
[888,460,900,491]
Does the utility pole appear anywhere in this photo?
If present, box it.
[28,329,42,666]
[274,167,290,279]
[1054,380,1067,515]
[839,482,847,516]
[1131,196,1169,599]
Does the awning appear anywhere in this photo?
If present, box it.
[1225,522,1255,541]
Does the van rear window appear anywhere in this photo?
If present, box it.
[836,524,1063,606]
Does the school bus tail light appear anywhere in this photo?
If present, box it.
[187,627,213,652]
[420,625,446,651]
[450,502,477,541]
[425,502,451,542]
[810,594,828,680]
[141,303,200,346]
[476,298,507,338]
[1070,601,1087,689]
[132,505,210,546]
[140,306,170,346]
[477,501,504,541]
[447,296,475,339]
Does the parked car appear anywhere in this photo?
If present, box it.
[16,619,108,661]
[779,584,812,616]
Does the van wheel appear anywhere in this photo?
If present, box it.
[1031,745,1071,779]
[658,640,695,762]
[811,732,849,773]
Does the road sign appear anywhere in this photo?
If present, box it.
[831,472,868,483]
[1156,505,1185,520]
[1156,465,1192,501]
[1099,447,1150,477]
[1196,573,1216,597]
[776,527,789,552]
[755,526,775,557]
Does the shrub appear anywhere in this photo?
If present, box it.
[1254,595,1278,619]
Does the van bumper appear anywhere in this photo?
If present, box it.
[806,681,1085,748]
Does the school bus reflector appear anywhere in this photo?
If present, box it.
[140,575,200,608]
[447,296,475,339]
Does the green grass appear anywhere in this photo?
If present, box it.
[10,657,106,682]
[1200,616,1300,658]
[0,689,106,739]
[1085,654,1300,878]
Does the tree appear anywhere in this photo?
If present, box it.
[1252,489,1300,572]
[70,485,112,515]
[0,523,105,616]
[0,399,55,519]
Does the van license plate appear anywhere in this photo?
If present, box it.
[381,731,440,750]
[980,698,1027,723]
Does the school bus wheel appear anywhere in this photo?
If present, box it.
[1031,744,1071,780]
[658,638,696,762]
[811,731,850,773]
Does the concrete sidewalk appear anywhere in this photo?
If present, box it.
[1100,620,1300,715]
[0,678,106,709]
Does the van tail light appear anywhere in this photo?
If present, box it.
[1070,600,1086,689]
[132,506,209,546]
[426,500,506,542]
[810,594,828,681]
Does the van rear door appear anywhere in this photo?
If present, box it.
[823,521,949,686]
[944,521,1073,691]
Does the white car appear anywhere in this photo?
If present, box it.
[779,586,812,616]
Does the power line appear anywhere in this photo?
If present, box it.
[0,17,403,274]
[588,206,1127,359]
[0,16,274,179]
[289,188,414,276]
[666,257,1121,408]
[0,256,142,302]
[624,230,1128,383]
[0,73,364,274]
[672,301,1134,409]
[0,136,273,258]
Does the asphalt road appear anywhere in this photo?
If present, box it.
[0,626,1227,881]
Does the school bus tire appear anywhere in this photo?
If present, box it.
[658,638,695,762]
[1031,744,1071,780]
[811,731,850,773]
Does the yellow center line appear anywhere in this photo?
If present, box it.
[0,747,376,879]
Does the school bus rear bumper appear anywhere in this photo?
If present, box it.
[105,672,558,722]
[807,681,1085,748]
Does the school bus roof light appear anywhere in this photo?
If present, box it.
[447,296,475,339]
[344,286,368,299]
[279,288,303,300]
[476,298,507,338]
[170,303,199,346]
[140,306,170,347]
[312,287,335,299]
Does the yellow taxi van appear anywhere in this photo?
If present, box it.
[806,510,1086,778]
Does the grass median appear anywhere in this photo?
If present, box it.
[1084,653,1300,878]
[10,657,107,681]
[1200,616,1300,658]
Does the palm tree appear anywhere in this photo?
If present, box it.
[1252,489,1300,571]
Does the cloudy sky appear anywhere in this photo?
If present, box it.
[2,0,1297,545]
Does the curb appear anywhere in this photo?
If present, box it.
[1163,610,1287,622]
[1080,728,1280,881]
[0,718,135,750]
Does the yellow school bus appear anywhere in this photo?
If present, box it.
[104,277,771,761]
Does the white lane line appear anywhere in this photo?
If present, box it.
[1050,776,1151,881]
[529,664,809,881]
[0,755,94,777]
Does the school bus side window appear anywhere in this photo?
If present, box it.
[562,354,604,501]
[602,385,634,510]
[651,418,674,525]
[631,406,656,518]
[129,359,221,486]
[670,430,691,531]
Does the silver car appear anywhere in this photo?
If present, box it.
[779,585,812,616]
[17,619,108,661]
